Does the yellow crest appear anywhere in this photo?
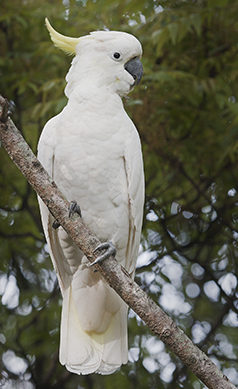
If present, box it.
[45,18,80,55]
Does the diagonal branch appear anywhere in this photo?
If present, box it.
[0,95,236,389]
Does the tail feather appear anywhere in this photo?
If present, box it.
[60,285,128,375]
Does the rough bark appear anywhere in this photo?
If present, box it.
[0,96,236,389]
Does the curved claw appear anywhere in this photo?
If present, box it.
[52,200,81,229]
[69,200,82,218]
[90,241,117,267]
[52,219,60,229]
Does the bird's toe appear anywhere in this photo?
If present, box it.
[90,241,117,267]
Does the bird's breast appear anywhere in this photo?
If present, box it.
[52,109,131,261]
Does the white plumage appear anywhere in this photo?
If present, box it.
[37,20,144,375]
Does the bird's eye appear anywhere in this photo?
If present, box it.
[113,52,121,60]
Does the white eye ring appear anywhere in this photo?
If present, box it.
[112,52,122,61]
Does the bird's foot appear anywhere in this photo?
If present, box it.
[52,219,60,229]
[90,241,117,267]
[52,200,82,229]
[69,200,82,218]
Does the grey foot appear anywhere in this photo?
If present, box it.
[52,200,81,229]
[90,241,117,267]
[52,219,60,229]
[69,200,82,218]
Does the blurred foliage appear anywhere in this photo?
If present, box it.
[1,0,238,388]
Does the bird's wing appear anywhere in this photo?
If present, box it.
[124,125,144,276]
[37,117,81,295]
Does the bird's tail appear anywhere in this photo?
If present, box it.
[59,277,128,375]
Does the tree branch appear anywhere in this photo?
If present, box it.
[0,96,236,389]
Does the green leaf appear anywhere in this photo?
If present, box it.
[189,13,202,36]
[168,22,179,45]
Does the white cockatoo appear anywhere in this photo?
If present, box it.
[37,19,144,375]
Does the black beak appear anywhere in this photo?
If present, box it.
[124,57,143,85]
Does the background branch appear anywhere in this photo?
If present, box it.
[0,96,236,389]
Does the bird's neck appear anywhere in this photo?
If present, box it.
[65,80,124,111]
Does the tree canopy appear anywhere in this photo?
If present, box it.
[1,0,238,388]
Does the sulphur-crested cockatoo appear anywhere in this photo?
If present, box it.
[37,18,144,375]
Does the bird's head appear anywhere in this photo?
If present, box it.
[45,18,143,97]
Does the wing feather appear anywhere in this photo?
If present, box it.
[124,128,144,276]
